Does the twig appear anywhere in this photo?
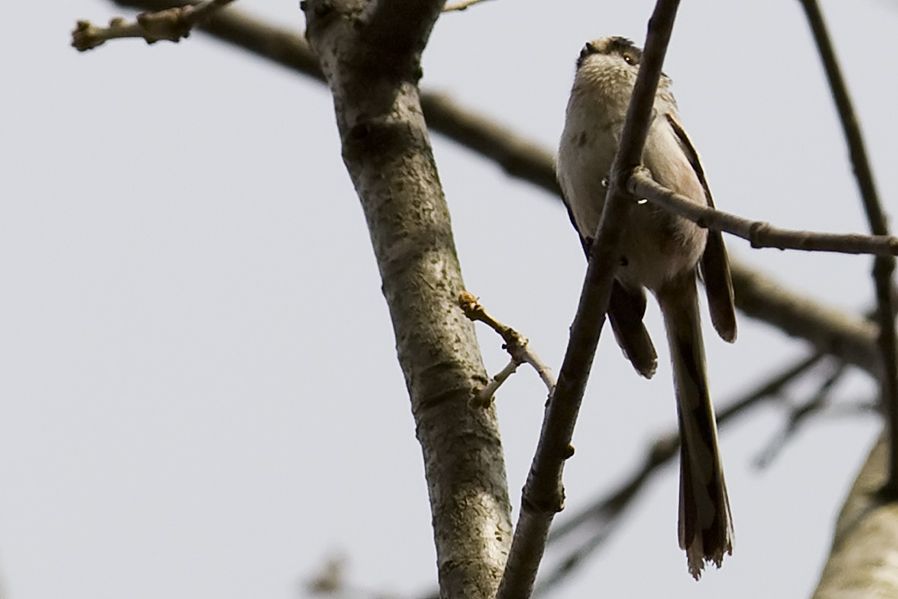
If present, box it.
[458,291,556,405]
[442,0,494,12]
[72,0,235,50]
[533,352,825,595]
[495,3,682,597]
[798,0,898,496]
[474,360,520,406]
[629,168,898,256]
[754,359,847,468]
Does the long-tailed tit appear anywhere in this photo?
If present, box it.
[556,36,736,579]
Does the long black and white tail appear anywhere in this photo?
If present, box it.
[657,273,733,580]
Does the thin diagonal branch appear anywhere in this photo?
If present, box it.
[495,3,682,597]
[533,352,826,595]
[72,0,235,50]
[754,359,847,468]
[548,352,826,544]
[799,0,898,495]
[629,168,898,256]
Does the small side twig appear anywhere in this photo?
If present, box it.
[72,0,236,51]
[458,291,555,405]
[442,0,494,11]
[798,0,898,498]
[628,168,898,256]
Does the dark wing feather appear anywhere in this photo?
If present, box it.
[564,229,658,378]
[665,112,737,343]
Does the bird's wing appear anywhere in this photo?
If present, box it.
[665,112,737,342]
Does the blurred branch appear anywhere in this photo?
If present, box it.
[731,266,878,373]
[72,0,235,50]
[753,359,847,468]
[459,291,556,405]
[496,2,682,597]
[630,169,898,256]
[799,0,898,495]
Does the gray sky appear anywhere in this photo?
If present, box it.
[2,0,896,597]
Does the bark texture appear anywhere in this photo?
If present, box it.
[813,433,898,599]
[303,2,511,597]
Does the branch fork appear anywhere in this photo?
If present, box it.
[458,291,556,406]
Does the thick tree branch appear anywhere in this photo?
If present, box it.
[364,0,444,62]
[495,3,682,597]
[300,0,511,597]
[799,0,898,496]
[812,433,898,598]
[629,169,898,256]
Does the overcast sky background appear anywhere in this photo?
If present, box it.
[3,0,897,597]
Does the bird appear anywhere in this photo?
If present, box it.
[556,36,736,579]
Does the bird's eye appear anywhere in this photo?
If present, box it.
[623,53,636,65]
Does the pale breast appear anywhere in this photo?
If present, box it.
[557,108,707,292]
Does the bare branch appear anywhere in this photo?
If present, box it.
[731,265,878,373]
[753,359,847,468]
[72,0,235,50]
[496,2,683,597]
[799,0,898,496]
[422,93,561,196]
[459,291,556,405]
[629,169,898,256]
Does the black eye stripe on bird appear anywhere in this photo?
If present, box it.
[557,37,737,580]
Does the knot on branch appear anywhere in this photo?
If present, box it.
[748,221,773,249]
[522,485,566,514]
[136,8,195,42]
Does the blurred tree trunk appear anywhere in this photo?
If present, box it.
[813,432,898,599]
